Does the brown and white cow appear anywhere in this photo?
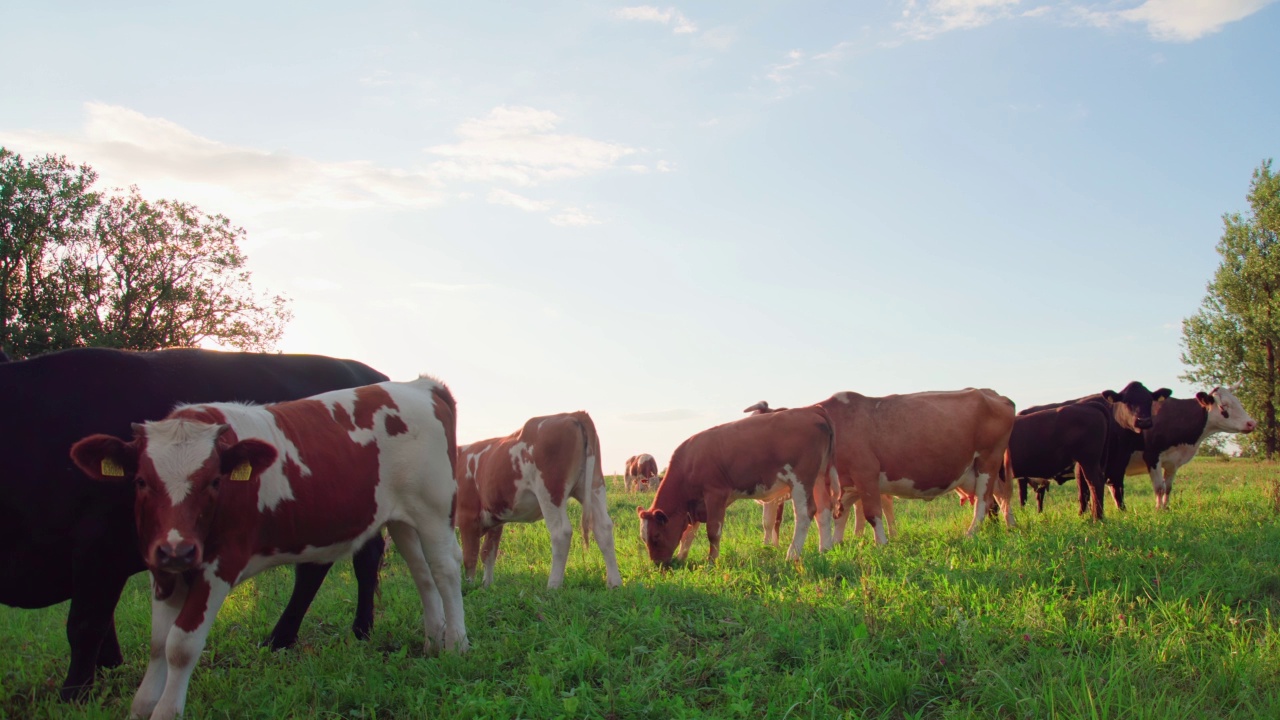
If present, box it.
[456,412,621,589]
[70,377,467,720]
[1130,387,1256,510]
[638,406,837,565]
[821,388,1016,545]
[741,400,897,545]
[624,453,660,492]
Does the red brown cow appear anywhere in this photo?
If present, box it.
[821,388,1016,545]
[70,378,467,720]
[1131,386,1256,509]
[456,412,621,589]
[624,453,660,492]
[638,406,836,564]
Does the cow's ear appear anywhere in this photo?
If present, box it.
[220,439,278,482]
[1100,390,1119,403]
[1153,388,1173,401]
[651,510,668,526]
[70,435,137,482]
[1195,391,1215,410]
[636,506,650,519]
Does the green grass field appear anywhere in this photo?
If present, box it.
[3,459,1280,719]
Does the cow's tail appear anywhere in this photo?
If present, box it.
[811,404,841,517]
[570,411,605,549]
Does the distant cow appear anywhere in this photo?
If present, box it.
[0,347,387,701]
[1016,382,1170,515]
[1131,387,1256,509]
[456,412,621,589]
[742,401,897,545]
[70,377,467,720]
[624,453,660,492]
[638,406,836,565]
[820,389,1016,544]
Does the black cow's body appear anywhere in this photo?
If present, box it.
[0,347,388,700]
[1014,382,1169,518]
[1007,403,1111,514]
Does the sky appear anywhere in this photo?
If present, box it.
[1,0,1278,474]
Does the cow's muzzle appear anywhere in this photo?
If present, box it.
[153,542,199,572]
[1135,416,1153,430]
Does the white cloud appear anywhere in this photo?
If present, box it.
[487,188,553,212]
[426,106,638,186]
[1113,0,1276,42]
[615,6,698,34]
[897,0,1022,40]
[0,102,446,214]
[549,208,601,226]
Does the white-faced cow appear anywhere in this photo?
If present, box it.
[1,347,387,701]
[456,412,621,589]
[819,388,1016,545]
[1130,387,1256,509]
[624,453,660,492]
[70,377,468,720]
[638,406,836,565]
[1015,382,1171,515]
[741,400,897,546]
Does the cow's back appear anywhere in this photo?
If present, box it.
[0,347,387,608]
[671,407,832,492]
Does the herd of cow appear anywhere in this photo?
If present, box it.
[0,347,1256,720]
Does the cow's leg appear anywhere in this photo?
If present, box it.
[854,480,888,545]
[349,533,384,639]
[61,566,130,701]
[1160,465,1179,510]
[760,500,778,545]
[1035,482,1047,512]
[457,520,483,583]
[964,469,994,537]
[703,496,730,563]
[1147,464,1165,510]
[1018,477,1029,507]
[263,562,333,650]
[882,495,897,538]
[786,486,818,559]
[97,615,124,668]
[1108,479,1127,512]
[145,575,232,720]
[130,577,186,719]
[401,518,468,654]
[581,477,623,588]
[479,525,505,587]
[386,521,448,651]
[677,521,699,561]
[1077,469,1092,515]
[540,501,575,589]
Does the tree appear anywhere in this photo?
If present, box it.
[0,148,290,357]
[1182,159,1280,458]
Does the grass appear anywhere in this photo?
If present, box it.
[4,459,1280,719]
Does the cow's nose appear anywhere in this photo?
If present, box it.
[1245,421,1257,432]
[156,543,197,569]
[1136,416,1153,430]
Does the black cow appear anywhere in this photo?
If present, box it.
[1006,403,1111,515]
[1014,381,1170,519]
[0,347,388,701]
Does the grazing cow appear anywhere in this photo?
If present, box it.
[1131,387,1256,509]
[1016,382,1171,515]
[820,389,1016,545]
[638,406,836,565]
[624,453,660,492]
[0,348,387,701]
[742,401,897,545]
[70,377,467,720]
[456,412,621,589]
[1005,403,1112,515]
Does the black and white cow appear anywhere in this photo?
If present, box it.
[0,347,387,701]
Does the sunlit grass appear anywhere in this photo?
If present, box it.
[3,461,1280,718]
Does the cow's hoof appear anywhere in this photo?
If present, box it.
[262,632,298,651]
[59,681,92,703]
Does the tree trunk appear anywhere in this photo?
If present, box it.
[1268,338,1277,460]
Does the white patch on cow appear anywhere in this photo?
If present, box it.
[464,445,491,481]
[495,442,546,523]
[639,517,650,544]
[166,529,184,546]
[1159,443,1198,470]
[835,392,852,404]
[143,419,227,505]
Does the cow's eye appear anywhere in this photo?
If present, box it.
[210,477,221,491]
[134,477,146,490]
[1222,409,1230,419]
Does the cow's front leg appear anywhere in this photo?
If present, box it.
[1159,465,1179,510]
[703,496,729,563]
[144,573,232,720]
[882,496,898,537]
[1146,465,1166,510]
[479,525,505,587]
[62,562,131,701]
[676,521,699,561]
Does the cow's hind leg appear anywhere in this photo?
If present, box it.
[580,479,623,588]
[263,562,333,650]
[539,501,575,589]
[386,522,458,654]
[882,495,898,538]
[411,520,469,653]
[479,525,505,587]
[62,565,130,701]
[350,533,385,639]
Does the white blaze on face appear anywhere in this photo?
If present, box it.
[143,419,227,504]
[1208,388,1256,434]
[639,517,650,544]
[166,529,185,546]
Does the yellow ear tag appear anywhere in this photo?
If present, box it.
[101,458,125,477]
[230,462,253,482]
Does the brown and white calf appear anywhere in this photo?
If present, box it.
[820,388,1016,545]
[456,412,621,589]
[1130,387,1256,510]
[624,453,659,492]
[70,378,467,720]
[638,406,837,565]
[741,400,897,545]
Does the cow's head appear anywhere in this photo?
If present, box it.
[636,505,689,566]
[1199,387,1256,435]
[70,420,277,573]
[1101,381,1171,433]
